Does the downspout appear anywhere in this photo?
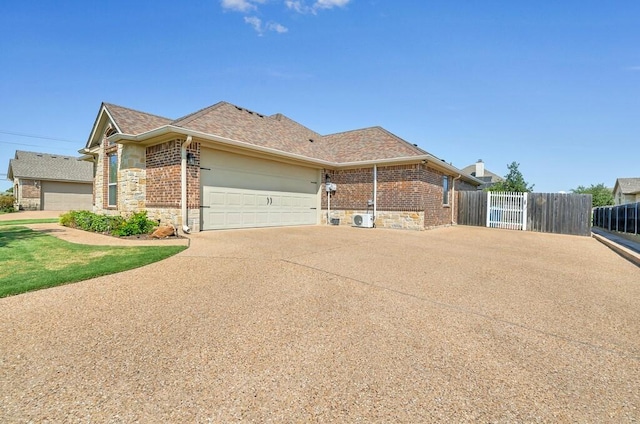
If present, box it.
[373,164,377,224]
[181,135,193,234]
[451,174,461,225]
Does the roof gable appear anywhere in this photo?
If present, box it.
[86,103,172,149]
[615,177,640,194]
[8,150,93,182]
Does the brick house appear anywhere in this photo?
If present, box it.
[80,101,481,232]
[7,150,93,211]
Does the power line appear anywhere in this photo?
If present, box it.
[0,130,81,144]
[0,140,82,150]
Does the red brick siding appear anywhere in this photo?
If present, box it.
[146,140,200,208]
[322,164,463,228]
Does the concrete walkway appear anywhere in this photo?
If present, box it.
[1,225,639,422]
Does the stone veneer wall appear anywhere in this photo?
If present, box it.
[92,136,202,229]
[321,164,474,230]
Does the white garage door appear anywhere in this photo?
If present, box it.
[201,149,319,230]
[41,181,93,211]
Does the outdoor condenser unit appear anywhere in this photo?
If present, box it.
[353,213,374,228]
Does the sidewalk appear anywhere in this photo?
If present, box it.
[591,227,640,267]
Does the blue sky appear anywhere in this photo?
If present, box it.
[1,0,638,193]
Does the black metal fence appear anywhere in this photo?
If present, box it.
[592,202,639,236]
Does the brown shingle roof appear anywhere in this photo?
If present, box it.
[102,101,443,165]
[104,103,172,135]
[172,102,333,160]
[323,127,427,163]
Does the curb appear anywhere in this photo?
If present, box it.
[591,233,640,268]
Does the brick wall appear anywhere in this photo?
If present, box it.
[146,140,200,209]
[321,164,462,229]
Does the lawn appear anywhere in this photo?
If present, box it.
[0,226,187,297]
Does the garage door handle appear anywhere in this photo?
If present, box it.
[200,206,210,208]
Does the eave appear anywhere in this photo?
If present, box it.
[111,125,483,186]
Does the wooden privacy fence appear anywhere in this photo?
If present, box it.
[457,191,592,236]
[592,202,639,236]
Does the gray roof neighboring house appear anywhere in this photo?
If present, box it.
[614,177,640,195]
[7,150,93,183]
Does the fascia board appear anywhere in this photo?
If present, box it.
[113,125,482,185]
[86,105,122,149]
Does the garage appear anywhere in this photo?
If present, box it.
[41,181,93,211]
[200,149,320,230]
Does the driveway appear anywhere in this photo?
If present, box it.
[1,225,639,422]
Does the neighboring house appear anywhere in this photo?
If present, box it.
[461,159,504,190]
[613,178,640,205]
[79,102,482,232]
[7,150,93,211]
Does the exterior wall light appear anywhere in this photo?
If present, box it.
[186,152,196,166]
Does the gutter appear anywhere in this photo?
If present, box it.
[113,126,483,186]
[181,135,193,234]
[451,174,461,224]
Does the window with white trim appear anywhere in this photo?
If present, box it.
[442,175,450,205]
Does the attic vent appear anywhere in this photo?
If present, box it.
[309,138,314,143]
[413,144,418,146]
[247,110,254,115]
[257,114,264,118]
[235,106,242,111]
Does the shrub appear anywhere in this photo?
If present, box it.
[60,211,124,234]
[0,194,15,212]
[111,211,157,237]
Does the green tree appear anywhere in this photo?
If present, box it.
[571,183,614,207]
[486,161,534,192]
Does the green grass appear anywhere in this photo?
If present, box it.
[0,218,59,226]
[0,226,187,298]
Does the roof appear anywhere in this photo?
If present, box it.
[7,151,93,183]
[103,103,172,135]
[87,101,481,184]
[614,178,640,195]
[460,163,503,182]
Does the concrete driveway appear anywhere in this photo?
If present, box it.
[1,225,639,422]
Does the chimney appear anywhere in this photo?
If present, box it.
[475,159,485,177]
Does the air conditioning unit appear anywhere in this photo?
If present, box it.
[353,213,374,228]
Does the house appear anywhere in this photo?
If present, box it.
[79,102,482,232]
[613,178,640,205]
[461,159,503,190]
[7,150,93,211]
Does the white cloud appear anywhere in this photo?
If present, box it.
[221,0,265,13]
[285,0,351,14]
[267,22,289,33]
[244,16,288,35]
[313,0,351,10]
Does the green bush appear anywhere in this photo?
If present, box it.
[112,211,157,236]
[60,210,156,236]
[0,194,15,212]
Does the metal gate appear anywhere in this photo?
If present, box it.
[486,191,527,231]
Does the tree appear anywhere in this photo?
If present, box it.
[571,183,614,207]
[486,161,534,192]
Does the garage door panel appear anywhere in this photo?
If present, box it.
[202,186,317,230]
[41,181,93,211]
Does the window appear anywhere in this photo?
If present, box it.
[108,153,117,206]
[442,175,450,205]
